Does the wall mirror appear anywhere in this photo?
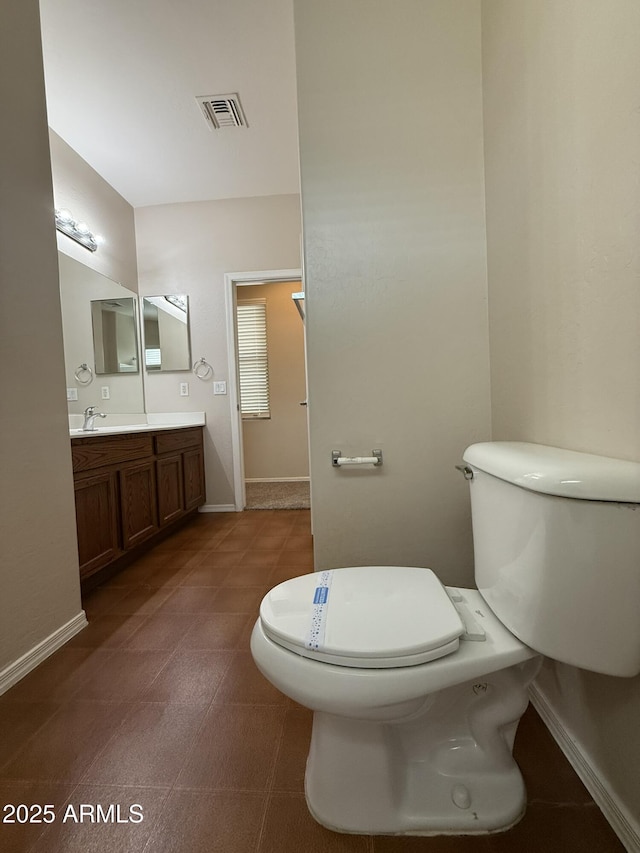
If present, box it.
[142,295,191,372]
[59,252,145,414]
[91,298,139,374]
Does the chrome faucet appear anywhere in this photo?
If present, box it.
[82,406,107,431]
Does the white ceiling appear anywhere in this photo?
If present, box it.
[39,0,301,208]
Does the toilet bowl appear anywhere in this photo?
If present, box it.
[251,570,541,834]
[252,568,538,719]
[250,442,640,836]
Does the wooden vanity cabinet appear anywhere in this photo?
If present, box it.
[119,459,158,548]
[154,427,205,524]
[73,471,119,577]
[156,454,184,527]
[183,446,206,510]
[71,426,205,583]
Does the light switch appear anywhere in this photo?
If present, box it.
[180,382,189,397]
[213,381,227,395]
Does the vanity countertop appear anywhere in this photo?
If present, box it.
[69,412,205,438]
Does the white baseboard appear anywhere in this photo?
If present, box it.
[245,477,310,483]
[530,683,640,853]
[199,503,238,513]
[0,611,88,696]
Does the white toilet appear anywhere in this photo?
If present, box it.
[250,442,640,836]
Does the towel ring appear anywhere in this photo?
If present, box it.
[74,363,93,385]
[193,357,213,380]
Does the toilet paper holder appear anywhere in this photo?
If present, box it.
[332,449,383,467]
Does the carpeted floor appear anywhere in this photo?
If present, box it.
[245,480,310,510]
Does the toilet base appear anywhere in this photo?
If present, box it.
[304,660,538,835]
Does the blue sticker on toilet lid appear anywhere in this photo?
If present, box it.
[305,570,333,651]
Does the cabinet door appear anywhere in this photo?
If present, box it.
[119,460,158,549]
[157,454,184,526]
[74,472,119,579]
[183,446,206,510]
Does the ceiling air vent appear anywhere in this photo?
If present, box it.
[196,93,248,130]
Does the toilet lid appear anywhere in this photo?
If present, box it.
[259,566,464,668]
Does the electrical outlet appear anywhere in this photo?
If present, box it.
[101,386,110,400]
[180,382,189,397]
[213,381,227,395]
[67,388,78,401]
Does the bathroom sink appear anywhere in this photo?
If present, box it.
[69,419,204,437]
[70,424,154,436]
[69,413,205,438]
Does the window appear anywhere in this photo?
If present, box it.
[236,298,270,418]
[144,347,161,368]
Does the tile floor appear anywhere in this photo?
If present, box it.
[0,509,625,853]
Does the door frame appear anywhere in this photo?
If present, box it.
[224,268,303,511]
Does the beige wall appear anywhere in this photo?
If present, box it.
[50,131,138,291]
[294,0,491,581]
[483,1,640,462]
[240,282,308,481]
[482,0,640,838]
[134,196,302,508]
[51,131,142,419]
[0,0,82,677]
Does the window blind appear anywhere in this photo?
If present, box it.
[145,347,161,368]
[237,298,270,418]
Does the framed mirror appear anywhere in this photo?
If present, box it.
[91,298,140,374]
[59,253,145,414]
[142,295,191,372]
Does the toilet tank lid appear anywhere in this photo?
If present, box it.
[463,442,640,503]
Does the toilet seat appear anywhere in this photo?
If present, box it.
[259,566,465,668]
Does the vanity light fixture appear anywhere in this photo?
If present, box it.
[55,208,102,252]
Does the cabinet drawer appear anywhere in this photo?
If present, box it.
[72,434,153,472]
[154,427,202,455]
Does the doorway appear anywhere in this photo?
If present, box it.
[224,269,308,511]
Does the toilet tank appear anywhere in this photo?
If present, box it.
[463,442,640,677]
